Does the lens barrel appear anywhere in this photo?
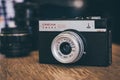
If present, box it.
[0,28,32,57]
[51,31,85,64]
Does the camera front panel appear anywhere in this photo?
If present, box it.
[39,31,111,66]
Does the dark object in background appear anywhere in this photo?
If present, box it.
[38,0,87,19]
[109,0,120,44]
[0,28,32,57]
[25,3,39,50]
[14,1,39,50]
[0,0,34,57]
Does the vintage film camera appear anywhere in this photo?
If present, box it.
[38,17,112,66]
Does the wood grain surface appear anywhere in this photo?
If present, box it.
[0,44,120,80]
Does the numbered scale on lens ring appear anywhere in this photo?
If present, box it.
[56,37,76,57]
[51,31,85,64]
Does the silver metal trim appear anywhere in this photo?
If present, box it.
[0,33,29,36]
[51,31,85,64]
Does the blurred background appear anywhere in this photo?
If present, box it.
[0,0,120,57]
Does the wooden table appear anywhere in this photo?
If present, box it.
[0,44,120,80]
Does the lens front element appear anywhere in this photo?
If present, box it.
[60,42,72,55]
[51,31,85,64]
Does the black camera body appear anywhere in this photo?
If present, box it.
[38,17,112,66]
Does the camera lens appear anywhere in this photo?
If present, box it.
[51,31,85,64]
[0,28,32,57]
[60,42,72,55]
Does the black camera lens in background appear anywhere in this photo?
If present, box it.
[14,2,39,50]
[0,28,32,57]
[0,0,38,57]
[60,42,72,55]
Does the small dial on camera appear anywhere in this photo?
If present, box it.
[51,31,85,64]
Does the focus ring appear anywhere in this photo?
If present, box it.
[51,31,85,64]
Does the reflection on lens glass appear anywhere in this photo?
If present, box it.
[60,42,72,55]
